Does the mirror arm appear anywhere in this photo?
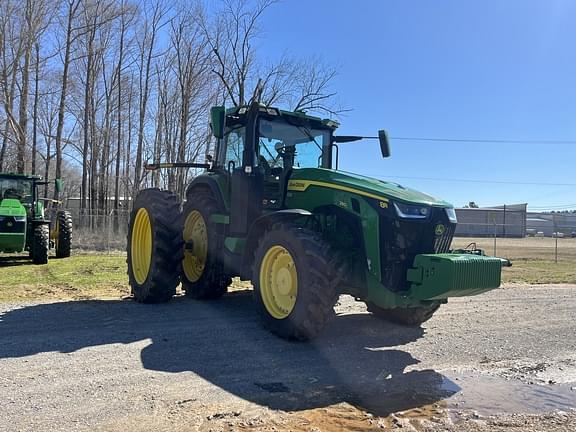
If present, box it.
[332,131,390,158]
[332,143,339,170]
[333,135,365,143]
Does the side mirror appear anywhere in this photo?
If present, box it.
[210,106,226,139]
[55,178,64,193]
[378,130,390,158]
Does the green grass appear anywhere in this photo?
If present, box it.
[0,249,574,303]
[0,254,130,302]
[502,259,576,285]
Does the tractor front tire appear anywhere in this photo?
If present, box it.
[55,210,73,258]
[252,224,340,341]
[31,224,49,265]
[127,189,181,303]
[180,195,231,300]
[366,302,441,326]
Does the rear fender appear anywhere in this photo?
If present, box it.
[185,175,227,212]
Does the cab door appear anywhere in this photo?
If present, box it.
[222,126,264,237]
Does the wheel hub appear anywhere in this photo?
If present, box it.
[182,210,208,283]
[259,245,298,319]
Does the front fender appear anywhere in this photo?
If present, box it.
[241,209,313,279]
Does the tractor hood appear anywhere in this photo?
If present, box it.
[0,199,26,217]
[288,168,452,207]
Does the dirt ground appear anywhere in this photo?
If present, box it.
[0,284,575,431]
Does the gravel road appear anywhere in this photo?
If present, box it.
[1,284,575,431]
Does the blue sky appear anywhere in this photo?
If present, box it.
[258,0,576,210]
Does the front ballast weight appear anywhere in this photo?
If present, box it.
[407,249,511,301]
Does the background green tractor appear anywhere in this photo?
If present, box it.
[0,173,72,264]
[127,102,510,340]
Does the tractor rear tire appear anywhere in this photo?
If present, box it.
[366,302,441,326]
[180,195,231,300]
[252,224,341,341]
[55,210,73,258]
[31,224,49,265]
[127,189,181,303]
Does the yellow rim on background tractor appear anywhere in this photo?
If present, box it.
[131,208,153,285]
[182,210,208,282]
[259,245,298,319]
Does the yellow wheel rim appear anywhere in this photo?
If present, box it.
[259,245,298,319]
[131,208,152,285]
[182,210,208,282]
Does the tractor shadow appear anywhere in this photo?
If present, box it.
[0,291,458,417]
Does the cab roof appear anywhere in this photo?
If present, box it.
[225,104,340,130]
[0,172,42,180]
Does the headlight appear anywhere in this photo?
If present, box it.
[445,207,458,223]
[393,202,430,219]
[14,216,26,222]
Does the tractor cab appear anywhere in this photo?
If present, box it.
[213,103,338,235]
[0,175,35,207]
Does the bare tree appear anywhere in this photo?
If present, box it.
[132,0,168,198]
[113,0,135,215]
[168,6,214,195]
[198,0,342,116]
[0,0,25,171]
[198,0,275,107]
[54,0,82,198]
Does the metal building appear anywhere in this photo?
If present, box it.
[455,204,527,238]
[526,212,576,237]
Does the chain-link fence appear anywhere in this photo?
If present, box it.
[453,223,576,263]
[71,210,131,253]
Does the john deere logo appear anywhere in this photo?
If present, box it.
[435,224,445,236]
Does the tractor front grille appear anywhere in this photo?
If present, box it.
[434,223,455,254]
[379,207,455,292]
[0,216,26,233]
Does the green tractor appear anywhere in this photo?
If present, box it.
[0,173,72,264]
[127,102,509,340]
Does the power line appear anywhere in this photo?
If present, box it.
[369,174,576,187]
[389,136,576,144]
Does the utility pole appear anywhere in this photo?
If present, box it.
[503,204,507,238]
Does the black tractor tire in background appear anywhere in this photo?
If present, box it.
[55,210,73,258]
[180,195,231,300]
[127,188,181,303]
[252,224,342,341]
[366,302,441,326]
[31,224,49,265]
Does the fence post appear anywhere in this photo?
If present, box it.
[493,219,497,256]
[554,215,558,264]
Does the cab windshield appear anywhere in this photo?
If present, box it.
[0,178,33,203]
[258,118,331,171]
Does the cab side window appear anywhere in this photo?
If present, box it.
[224,128,245,168]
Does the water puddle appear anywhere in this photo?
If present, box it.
[443,371,576,415]
[269,372,576,431]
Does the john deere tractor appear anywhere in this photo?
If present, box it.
[127,102,509,340]
[0,173,72,264]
